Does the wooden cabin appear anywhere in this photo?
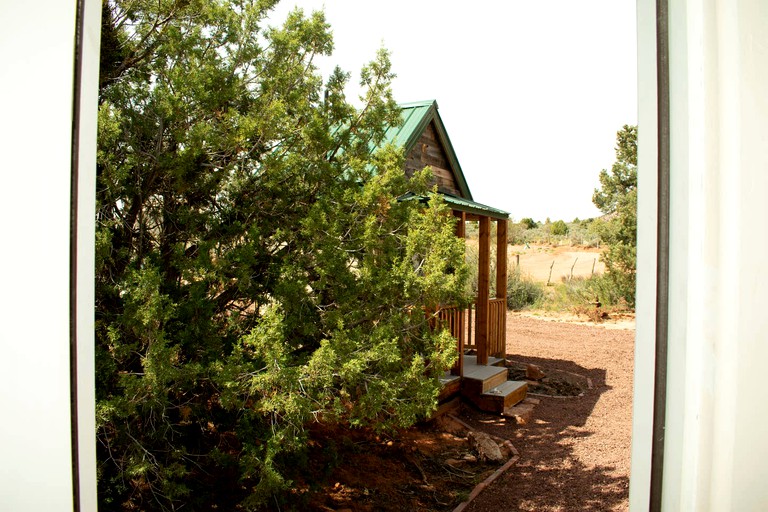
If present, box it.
[382,100,527,414]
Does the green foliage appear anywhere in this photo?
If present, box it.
[506,265,544,310]
[593,125,637,214]
[550,220,569,236]
[507,221,525,245]
[95,1,468,509]
[545,274,631,312]
[508,218,600,247]
[592,125,637,306]
[520,217,538,229]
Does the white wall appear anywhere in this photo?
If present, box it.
[5,0,768,509]
[632,0,768,510]
[75,1,102,508]
[0,0,100,510]
[628,0,658,508]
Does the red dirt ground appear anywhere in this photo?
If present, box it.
[301,420,499,511]
[462,312,634,512]
[300,311,635,511]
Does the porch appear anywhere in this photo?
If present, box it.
[435,207,528,414]
[438,353,528,415]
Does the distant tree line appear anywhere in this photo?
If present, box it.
[504,124,637,306]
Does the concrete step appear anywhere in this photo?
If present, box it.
[472,380,528,414]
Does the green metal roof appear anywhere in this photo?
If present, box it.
[382,100,436,151]
[371,100,509,219]
[399,192,509,220]
[442,194,509,220]
[381,100,473,200]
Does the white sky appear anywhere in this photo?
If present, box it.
[267,1,637,222]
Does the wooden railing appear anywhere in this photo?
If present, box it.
[435,298,506,375]
[436,305,468,376]
[488,298,506,359]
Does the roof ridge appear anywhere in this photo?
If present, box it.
[379,99,474,201]
[398,99,438,109]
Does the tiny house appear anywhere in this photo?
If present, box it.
[382,100,528,413]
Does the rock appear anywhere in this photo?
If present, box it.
[468,431,503,462]
[503,402,537,425]
[499,442,514,459]
[526,363,546,380]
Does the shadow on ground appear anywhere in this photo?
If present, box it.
[457,354,629,512]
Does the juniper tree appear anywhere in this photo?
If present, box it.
[96,1,468,508]
[592,124,637,306]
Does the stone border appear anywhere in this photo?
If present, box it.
[528,392,582,399]
[506,358,594,399]
[447,414,520,512]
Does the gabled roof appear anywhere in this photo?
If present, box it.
[385,100,509,220]
[383,100,473,201]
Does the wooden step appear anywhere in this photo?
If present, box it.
[471,381,528,414]
[438,372,461,402]
[462,364,508,395]
[463,354,505,367]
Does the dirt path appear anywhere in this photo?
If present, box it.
[460,312,634,512]
[302,312,634,511]
[509,244,605,283]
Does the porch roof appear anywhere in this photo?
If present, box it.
[443,194,510,220]
[399,192,510,220]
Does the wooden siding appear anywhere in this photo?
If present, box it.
[403,121,463,197]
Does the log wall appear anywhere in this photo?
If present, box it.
[403,121,462,196]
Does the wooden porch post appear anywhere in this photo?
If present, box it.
[455,211,466,242]
[496,218,508,358]
[452,211,466,376]
[476,215,490,365]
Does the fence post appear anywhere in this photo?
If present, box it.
[570,257,579,281]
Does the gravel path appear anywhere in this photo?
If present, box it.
[462,312,634,512]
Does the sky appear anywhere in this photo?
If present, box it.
[267,1,637,222]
